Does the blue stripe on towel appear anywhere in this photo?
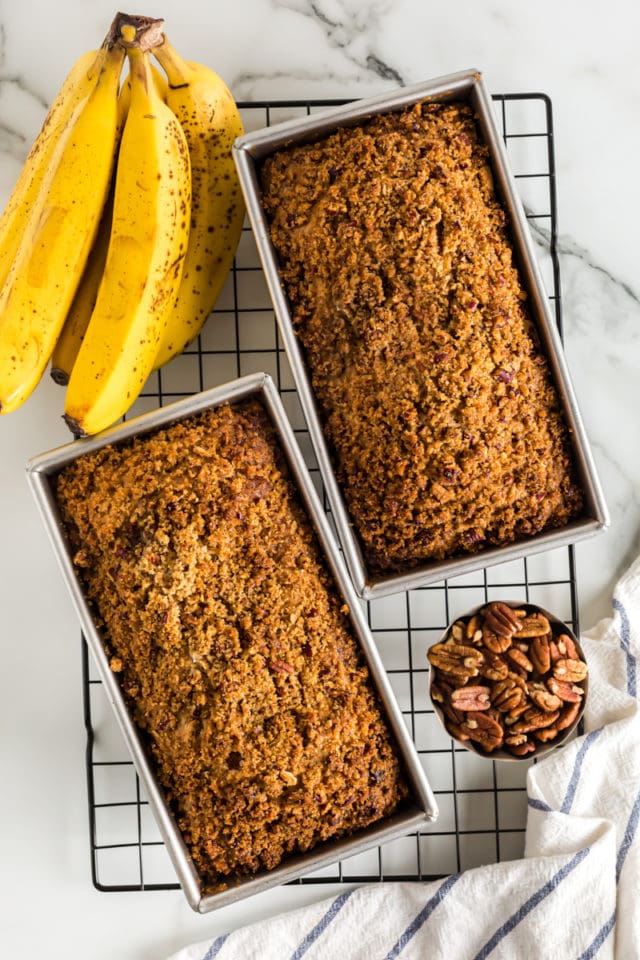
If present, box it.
[382,874,461,960]
[560,727,604,814]
[528,797,552,813]
[612,597,637,697]
[577,910,616,960]
[616,785,640,882]
[289,889,355,960]
[471,847,591,960]
[202,934,229,960]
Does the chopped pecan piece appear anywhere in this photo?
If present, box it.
[450,685,491,711]
[530,635,551,674]
[553,658,588,683]
[428,642,483,679]
[270,659,295,674]
[516,613,551,638]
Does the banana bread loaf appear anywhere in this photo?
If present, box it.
[55,400,409,890]
[260,101,584,574]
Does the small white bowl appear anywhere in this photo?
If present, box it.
[427,601,588,761]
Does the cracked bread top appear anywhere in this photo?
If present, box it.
[260,101,584,573]
[54,400,409,889]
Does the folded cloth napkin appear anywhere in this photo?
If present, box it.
[168,557,640,960]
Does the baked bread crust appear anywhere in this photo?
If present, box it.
[55,400,408,889]
[261,102,584,573]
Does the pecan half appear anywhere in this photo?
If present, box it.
[428,642,483,679]
[507,648,534,673]
[482,627,513,654]
[534,727,559,742]
[548,639,562,664]
[431,681,465,725]
[510,707,559,734]
[516,613,551,638]
[478,650,509,682]
[527,682,562,713]
[451,685,491,711]
[505,733,528,747]
[446,720,471,742]
[553,658,588,683]
[530,635,551,674]
[491,676,526,712]
[556,700,582,731]
[466,614,483,643]
[504,700,530,723]
[483,601,522,638]
[547,677,584,703]
[507,738,536,757]
[460,711,504,752]
[557,634,580,660]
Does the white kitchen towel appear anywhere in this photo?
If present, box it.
[167,557,640,960]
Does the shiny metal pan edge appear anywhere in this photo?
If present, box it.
[233,70,609,601]
[26,372,437,913]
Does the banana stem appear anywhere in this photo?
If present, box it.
[153,36,195,87]
[105,12,165,51]
[125,45,153,93]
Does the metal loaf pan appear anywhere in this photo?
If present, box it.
[233,70,609,600]
[26,372,437,913]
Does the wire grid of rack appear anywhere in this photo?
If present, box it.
[81,93,580,893]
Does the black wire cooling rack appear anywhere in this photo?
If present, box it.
[81,93,580,893]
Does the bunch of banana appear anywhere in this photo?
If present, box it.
[0,39,124,414]
[0,12,245,436]
[151,36,245,370]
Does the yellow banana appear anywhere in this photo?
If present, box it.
[64,43,191,438]
[0,43,125,414]
[50,188,115,386]
[151,36,245,370]
[49,67,149,387]
[0,47,104,296]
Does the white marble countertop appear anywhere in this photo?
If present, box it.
[1,1,638,957]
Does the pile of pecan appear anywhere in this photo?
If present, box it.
[428,601,588,757]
